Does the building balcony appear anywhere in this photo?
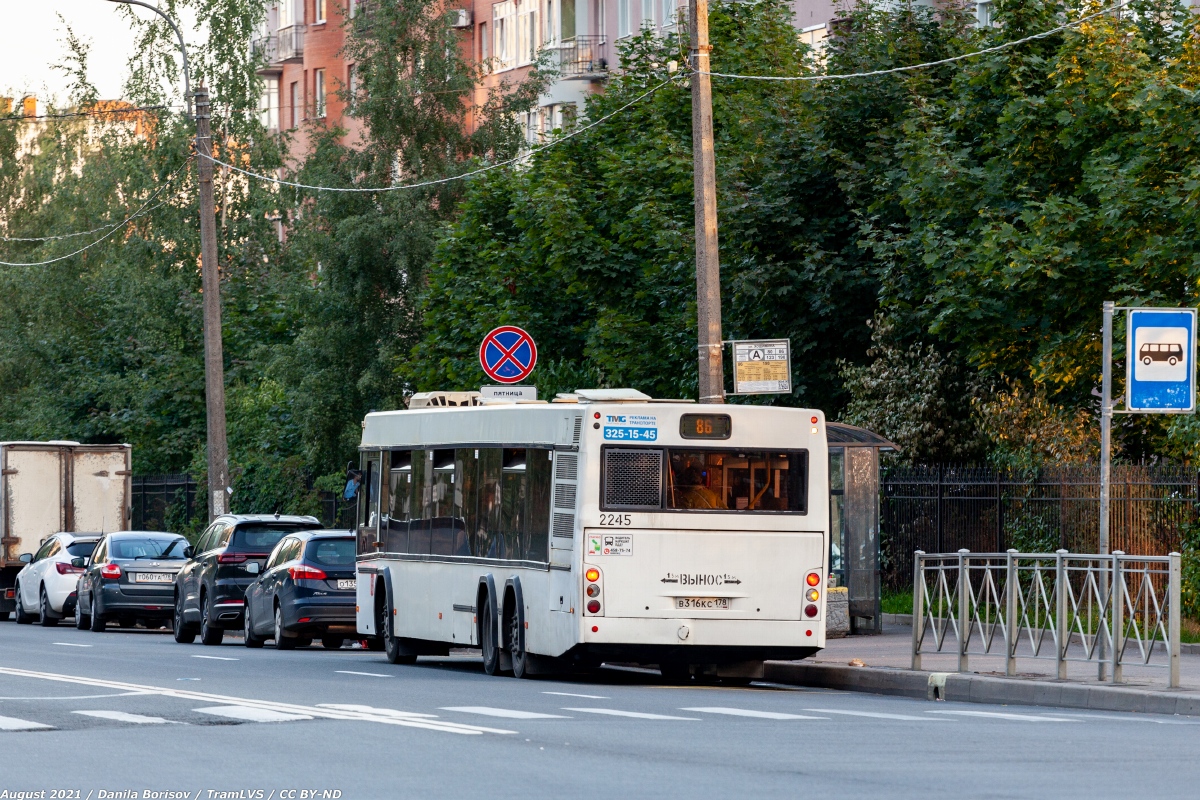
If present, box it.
[557,36,608,80]
[276,24,306,63]
[251,35,280,75]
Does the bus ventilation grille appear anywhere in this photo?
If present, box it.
[603,448,663,509]
[554,483,577,509]
[572,416,582,445]
[555,453,578,481]
[552,512,575,539]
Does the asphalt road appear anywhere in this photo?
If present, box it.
[0,621,1197,799]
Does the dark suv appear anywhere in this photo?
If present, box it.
[173,514,322,646]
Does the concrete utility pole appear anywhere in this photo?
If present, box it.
[108,0,228,519]
[195,88,231,518]
[690,0,724,404]
[1099,301,1114,557]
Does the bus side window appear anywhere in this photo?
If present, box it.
[476,449,502,558]
[526,449,553,562]
[408,451,431,555]
[453,449,478,557]
[501,449,528,560]
[387,450,412,554]
[430,449,459,556]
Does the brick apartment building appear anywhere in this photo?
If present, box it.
[253,0,997,165]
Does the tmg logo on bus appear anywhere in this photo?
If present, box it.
[606,415,626,423]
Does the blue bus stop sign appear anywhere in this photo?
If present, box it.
[1126,308,1196,413]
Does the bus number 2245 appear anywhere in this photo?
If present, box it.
[599,513,632,526]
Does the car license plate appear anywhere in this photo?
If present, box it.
[337,579,356,590]
[134,572,173,583]
[676,597,728,609]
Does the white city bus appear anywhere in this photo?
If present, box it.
[355,388,829,681]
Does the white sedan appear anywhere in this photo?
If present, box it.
[13,532,102,626]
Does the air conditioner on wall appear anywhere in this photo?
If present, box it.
[450,9,472,27]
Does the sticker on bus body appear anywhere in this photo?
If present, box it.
[588,535,632,556]
[602,414,657,442]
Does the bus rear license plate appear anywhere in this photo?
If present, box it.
[676,598,728,609]
[134,573,173,583]
[337,579,357,590]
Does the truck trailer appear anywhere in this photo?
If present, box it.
[0,442,131,619]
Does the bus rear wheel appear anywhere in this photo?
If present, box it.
[508,607,529,679]
[383,595,416,665]
[480,594,501,676]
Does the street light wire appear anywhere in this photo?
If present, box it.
[0,104,180,123]
[201,75,683,193]
[699,0,1129,82]
[0,158,193,267]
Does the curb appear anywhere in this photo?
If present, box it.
[762,661,1200,716]
[882,613,1200,655]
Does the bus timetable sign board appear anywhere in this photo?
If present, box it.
[1126,308,1196,413]
[731,339,791,395]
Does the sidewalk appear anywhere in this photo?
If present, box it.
[763,621,1200,716]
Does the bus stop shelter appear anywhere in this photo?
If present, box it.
[827,422,896,635]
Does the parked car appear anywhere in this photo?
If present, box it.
[244,530,358,650]
[74,531,190,632]
[12,532,101,626]
[173,514,323,646]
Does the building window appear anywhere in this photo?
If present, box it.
[661,0,676,28]
[641,0,655,29]
[494,1,515,70]
[260,77,280,132]
[516,0,538,65]
[315,0,327,23]
[799,23,828,59]
[480,21,489,61]
[289,81,299,128]
[618,0,630,38]
[975,0,993,27]
[347,64,357,115]
[314,68,326,118]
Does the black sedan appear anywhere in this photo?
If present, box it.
[74,531,189,632]
[243,530,358,650]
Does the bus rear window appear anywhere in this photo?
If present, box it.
[665,449,807,513]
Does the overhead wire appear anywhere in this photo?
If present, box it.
[0,157,193,267]
[0,104,180,123]
[203,74,685,193]
[700,0,1129,81]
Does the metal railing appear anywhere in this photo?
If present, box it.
[557,36,608,79]
[912,549,1182,687]
[251,34,278,67]
[276,24,306,63]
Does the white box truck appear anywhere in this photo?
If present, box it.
[0,442,131,619]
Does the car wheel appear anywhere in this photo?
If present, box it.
[199,594,224,646]
[243,607,265,648]
[480,593,500,675]
[275,604,296,651]
[13,585,34,624]
[89,596,106,632]
[321,637,345,650]
[173,592,196,644]
[38,587,58,627]
[75,597,90,630]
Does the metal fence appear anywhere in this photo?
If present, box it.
[882,464,1197,590]
[911,549,1181,687]
[131,474,198,532]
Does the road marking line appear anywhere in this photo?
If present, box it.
[1052,713,1200,726]
[542,691,609,699]
[0,715,53,731]
[442,706,570,719]
[681,707,828,720]
[335,670,392,678]
[52,643,92,648]
[73,710,179,725]
[0,692,152,701]
[0,667,513,737]
[927,710,1075,722]
[804,709,948,722]
[317,704,438,719]
[562,708,699,720]
[191,655,239,661]
[196,705,312,723]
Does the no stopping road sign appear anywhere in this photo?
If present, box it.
[479,326,538,384]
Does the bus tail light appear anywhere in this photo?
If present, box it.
[806,588,819,602]
[806,572,821,587]
[583,564,603,617]
[804,604,819,618]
